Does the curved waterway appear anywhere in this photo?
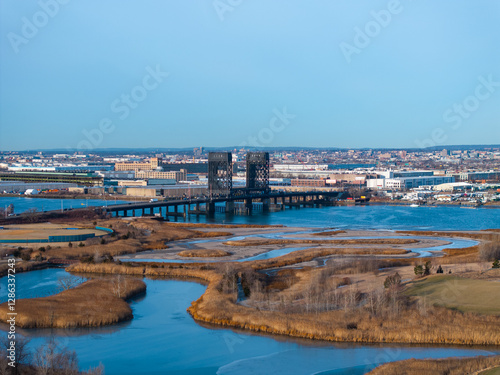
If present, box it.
[1,269,497,375]
[0,267,85,303]
[118,233,479,263]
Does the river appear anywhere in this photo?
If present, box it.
[3,269,496,375]
[0,196,128,215]
[2,197,499,231]
[1,200,499,374]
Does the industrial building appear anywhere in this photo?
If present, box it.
[0,181,78,193]
[114,157,162,172]
[367,176,454,190]
[124,185,207,198]
[0,172,103,186]
[291,179,327,187]
[136,169,187,182]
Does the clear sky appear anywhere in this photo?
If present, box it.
[1,0,499,151]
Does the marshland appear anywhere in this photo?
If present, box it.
[1,205,499,374]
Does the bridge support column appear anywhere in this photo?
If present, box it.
[262,198,270,213]
[245,198,253,215]
[174,205,178,214]
[206,202,215,216]
[225,201,234,214]
[123,210,127,217]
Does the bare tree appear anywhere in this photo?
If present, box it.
[34,338,78,375]
[110,275,128,298]
[22,208,39,223]
[0,335,31,375]
[57,276,80,292]
[85,363,105,375]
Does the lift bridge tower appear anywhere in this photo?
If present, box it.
[246,152,270,192]
[208,152,233,197]
[245,152,270,213]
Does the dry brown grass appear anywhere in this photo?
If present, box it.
[223,238,418,247]
[0,261,48,277]
[178,249,232,258]
[312,230,347,236]
[366,355,500,375]
[26,218,232,261]
[0,277,146,328]
[68,261,500,346]
[247,247,409,271]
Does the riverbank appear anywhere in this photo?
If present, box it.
[366,355,500,374]
[65,256,500,346]
[4,217,499,344]
[0,276,146,328]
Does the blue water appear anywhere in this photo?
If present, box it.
[197,205,500,231]
[3,197,499,231]
[119,235,478,263]
[0,267,84,303]
[0,197,128,214]
[3,270,496,375]
[1,201,499,374]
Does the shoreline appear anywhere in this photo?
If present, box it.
[64,261,500,346]
[2,218,498,346]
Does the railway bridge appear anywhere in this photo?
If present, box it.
[99,189,348,218]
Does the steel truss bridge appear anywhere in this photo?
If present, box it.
[99,189,349,218]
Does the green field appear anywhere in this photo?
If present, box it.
[479,367,500,375]
[405,275,500,315]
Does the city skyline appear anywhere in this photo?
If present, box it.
[1,0,499,151]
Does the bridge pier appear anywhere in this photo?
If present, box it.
[262,198,270,213]
[207,202,215,216]
[245,198,253,215]
[225,201,234,214]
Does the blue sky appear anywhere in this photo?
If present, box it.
[1,0,499,151]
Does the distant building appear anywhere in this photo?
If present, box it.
[114,157,161,172]
[367,176,454,190]
[136,169,187,182]
[291,179,326,187]
[162,163,208,174]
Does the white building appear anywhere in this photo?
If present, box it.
[367,176,454,190]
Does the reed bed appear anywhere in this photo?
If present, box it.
[178,249,232,258]
[366,355,500,375]
[67,262,500,346]
[0,277,146,328]
[248,248,409,270]
[223,238,419,247]
[311,230,347,236]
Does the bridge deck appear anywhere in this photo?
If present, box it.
[101,191,344,213]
